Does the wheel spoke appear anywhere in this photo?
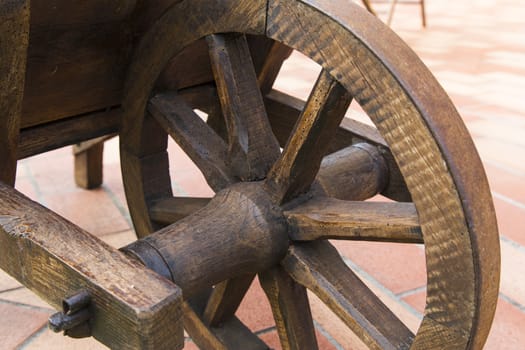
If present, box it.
[264,89,411,202]
[259,267,318,350]
[183,301,228,350]
[207,33,281,180]
[202,274,255,326]
[282,241,415,350]
[184,300,268,350]
[285,197,422,243]
[265,70,353,203]
[148,92,236,191]
[257,41,293,94]
[149,196,211,225]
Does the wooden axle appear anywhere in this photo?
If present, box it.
[123,142,391,297]
[123,182,289,297]
[148,142,391,226]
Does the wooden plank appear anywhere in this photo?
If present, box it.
[266,70,352,203]
[208,33,280,180]
[0,0,29,184]
[282,241,414,349]
[17,108,121,159]
[285,197,422,243]
[0,183,183,350]
[30,0,137,27]
[260,267,319,350]
[22,23,130,127]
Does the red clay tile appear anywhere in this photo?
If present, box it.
[485,164,525,205]
[43,188,130,237]
[333,240,427,294]
[258,330,282,350]
[493,197,525,246]
[236,278,276,333]
[402,290,427,315]
[484,298,525,349]
[0,303,50,349]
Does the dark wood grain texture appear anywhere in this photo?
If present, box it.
[208,33,280,180]
[149,92,236,190]
[267,1,499,347]
[283,241,414,349]
[260,267,319,350]
[285,197,422,243]
[0,0,30,185]
[73,139,105,189]
[265,70,353,203]
[0,183,183,349]
[17,109,120,159]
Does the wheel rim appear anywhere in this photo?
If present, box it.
[120,1,500,349]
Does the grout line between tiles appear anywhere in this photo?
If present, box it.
[101,184,132,228]
[313,319,345,350]
[0,298,54,313]
[342,257,424,321]
[254,325,277,336]
[16,324,49,350]
[396,285,427,299]
[499,293,525,313]
[492,191,525,210]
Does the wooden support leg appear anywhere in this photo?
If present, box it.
[0,0,30,185]
[73,135,114,189]
[387,0,399,26]
[420,0,427,27]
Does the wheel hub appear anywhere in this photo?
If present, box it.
[122,182,289,296]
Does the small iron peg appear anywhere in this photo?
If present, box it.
[48,290,92,338]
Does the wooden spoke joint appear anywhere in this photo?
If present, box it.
[122,182,290,296]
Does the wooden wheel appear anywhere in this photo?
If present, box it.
[120,0,499,349]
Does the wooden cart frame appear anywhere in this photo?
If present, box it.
[1,1,500,349]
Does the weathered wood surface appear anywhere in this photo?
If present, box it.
[123,183,288,296]
[149,93,235,191]
[283,241,415,349]
[17,108,121,159]
[260,267,319,350]
[315,143,389,201]
[73,138,105,189]
[121,0,268,239]
[264,89,411,202]
[202,274,255,326]
[265,70,353,204]
[116,0,499,348]
[0,183,183,349]
[208,33,281,181]
[22,6,133,128]
[267,1,499,347]
[285,197,422,243]
[0,0,29,185]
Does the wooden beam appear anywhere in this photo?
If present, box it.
[0,183,183,350]
[0,0,30,184]
[18,108,121,159]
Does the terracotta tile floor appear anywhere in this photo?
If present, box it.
[2,0,524,348]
